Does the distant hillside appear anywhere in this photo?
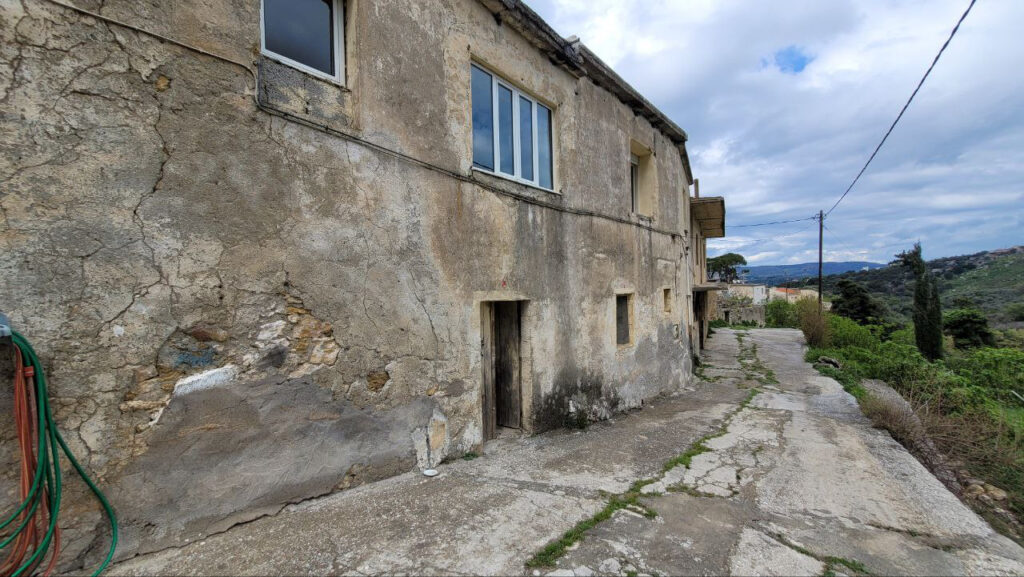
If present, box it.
[781,247,1024,327]
[740,262,884,286]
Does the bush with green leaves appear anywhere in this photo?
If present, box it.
[1007,303,1024,322]
[832,279,887,325]
[946,347,1024,403]
[765,299,798,328]
[827,315,878,350]
[795,298,827,347]
[889,326,915,347]
[944,308,996,349]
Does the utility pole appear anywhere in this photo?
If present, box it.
[817,210,824,312]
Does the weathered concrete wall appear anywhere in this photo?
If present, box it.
[0,0,696,564]
[714,295,766,327]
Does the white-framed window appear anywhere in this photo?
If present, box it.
[471,64,554,191]
[261,0,344,84]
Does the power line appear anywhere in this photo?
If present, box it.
[825,0,977,217]
[730,216,818,228]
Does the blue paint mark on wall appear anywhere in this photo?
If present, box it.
[176,345,216,369]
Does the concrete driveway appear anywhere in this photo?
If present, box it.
[108,329,1024,576]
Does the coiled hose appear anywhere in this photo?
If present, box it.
[1,329,117,576]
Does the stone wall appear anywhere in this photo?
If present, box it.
[0,0,697,565]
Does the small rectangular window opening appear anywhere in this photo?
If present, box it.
[663,288,672,313]
[262,0,344,83]
[471,64,554,190]
[616,294,632,346]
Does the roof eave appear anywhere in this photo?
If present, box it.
[476,0,690,149]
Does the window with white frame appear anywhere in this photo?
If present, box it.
[261,0,344,83]
[471,64,554,190]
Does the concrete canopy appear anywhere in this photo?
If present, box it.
[692,197,726,238]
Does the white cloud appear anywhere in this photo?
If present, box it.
[527,0,1024,263]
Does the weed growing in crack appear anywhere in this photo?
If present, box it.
[694,364,725,383]
[525,388,762,568]
[766,530,872,576]
[823,556,870,575]
[736,335,779,385]
[525,480,658,567]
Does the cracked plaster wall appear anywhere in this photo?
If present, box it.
[0,0,697,564]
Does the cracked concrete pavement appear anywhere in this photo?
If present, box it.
[107,329,1024,576]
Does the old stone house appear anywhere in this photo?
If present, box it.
[770,287,820,302]
[728,283,768,305]
[0,0,724,563]
[713,283,767,327]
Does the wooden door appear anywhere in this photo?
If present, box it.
[494,301,521,429]
[481,302,496,440]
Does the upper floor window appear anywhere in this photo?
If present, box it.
[261,0,344,84]
[471,64,554,191]
[629,140,655,216]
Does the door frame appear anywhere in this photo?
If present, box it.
[477,295,533,442]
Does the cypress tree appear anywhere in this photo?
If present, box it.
[895,243,943,360]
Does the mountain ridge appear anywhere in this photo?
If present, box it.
[739,261,884,285]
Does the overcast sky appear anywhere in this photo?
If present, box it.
[525,0,1023,265]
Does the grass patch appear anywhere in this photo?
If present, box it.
[810,361,867,400]
[461,452,479,461]
[662,443,711,473]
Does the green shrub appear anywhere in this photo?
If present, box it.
[709,319,728,328]
[796,298,828,347]
[944,308,996,349]
[828,315,879,350]
[765,299,798,328]
[1007,303,1024,322]
[995,329,1024,351]
[889,326,915,346]
[946,347,1024,403]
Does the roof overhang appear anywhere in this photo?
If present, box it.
[692,196,726,238]
[693,283,728,292]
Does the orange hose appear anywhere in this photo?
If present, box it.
[2,345,60,576]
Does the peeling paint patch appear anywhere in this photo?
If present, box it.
[173,365,238,397]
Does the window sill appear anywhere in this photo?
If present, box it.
[260,50,348,89]
[471,166,560,196]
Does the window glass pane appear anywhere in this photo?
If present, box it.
[497,85,514,175]
[264,0,334,76]
[519,97,534,181]
[471,66,494,170]
[537,104,553,189]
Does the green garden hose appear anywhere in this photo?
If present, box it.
[2,328,118,576]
